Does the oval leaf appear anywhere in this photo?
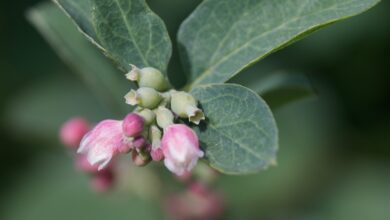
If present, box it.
[179,0,380,88]
[92,0,172,72]
[191,84,278,174]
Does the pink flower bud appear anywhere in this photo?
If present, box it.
[132,136,147,150]
[164,183,224,220]
[91,169,114,192]
[78,120,124,170]
[161,124,204,176]
[59,117,89,148]
[122,113,144,138]
[150,148,164,161]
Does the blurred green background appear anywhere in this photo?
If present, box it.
[0,0,389,219]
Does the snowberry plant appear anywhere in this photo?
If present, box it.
[30,0,379,196]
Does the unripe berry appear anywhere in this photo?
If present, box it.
[155,106,174,129]
[170,92,205,125]
[137,108,156,125]
[126,65,170,91]
[124,87,162,109]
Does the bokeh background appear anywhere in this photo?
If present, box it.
[0,0,389,219]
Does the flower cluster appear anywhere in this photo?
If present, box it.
[60,118,115,192]
[62,65,205,178]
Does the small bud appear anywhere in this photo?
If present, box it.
[120,137,134,153]
[59,117,89,148]
[126,65,170,91]
[125,65,141,81]
[132,150,151,167]
[155,106,174,129]
[122,113,144,138]
[161,124,204,176]
[149,125,162,149]
[149,125,164,161]
[132,136,147,150]
[78,120,124,170]
[124,87,162,109]
[124,90,138,105]
[170,91,205,125]
[137,108,156,125]
[151,148,164,161]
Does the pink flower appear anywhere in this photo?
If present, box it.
[150,148,164,161]
[122,113,144,138]
[164,182,224,220]
[77,120,126,170]
[59,117,89,148]
[161,124,204,176]
[90,169,114,192]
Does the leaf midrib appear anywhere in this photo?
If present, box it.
[112,0,149,66]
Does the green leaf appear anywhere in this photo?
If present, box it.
[179,0,381,88]
[191,84,278,174]
[92,0,172,73]
[27,2,130,116]
[53,0,103,49]
[231,72,315,110]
